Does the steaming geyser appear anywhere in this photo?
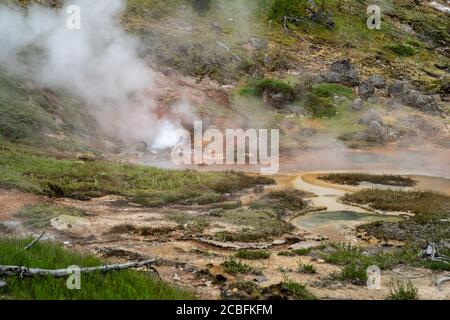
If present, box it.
[0,0,183,150]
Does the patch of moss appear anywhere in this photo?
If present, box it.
[385,43,416,57]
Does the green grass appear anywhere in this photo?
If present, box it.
[249,188,308,214]
[0,71,97,152]
[210,207,294,242]
[235,249,271,260]
[279,277,316,300]
[0,237,194,300]
[167,212,210,233]
[221,258,259,275]
[385,43,416,57]
[319,173,416,187]
[387,280,419,300]
[334,263,367,284]
[298,263,316,274]
[0,145,274,205]
[254,79,294,97]
[325,243,421,284]
[312,83,354,99]
[15,204,87,229]
[342,190,450,221]
[324,242,450,283]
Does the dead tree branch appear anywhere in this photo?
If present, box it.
[24,231,46,250]
[0,259,158,278]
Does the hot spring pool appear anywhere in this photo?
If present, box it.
[292,211,402,240]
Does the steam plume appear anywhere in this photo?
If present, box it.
[0,0,181,149]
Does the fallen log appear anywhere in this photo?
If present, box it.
[0,259,157,278]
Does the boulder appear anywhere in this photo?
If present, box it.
[388,81,442,115]
[359,109,384,126]
[321,71,341,83]
[366,120,386,143]
[351,98,364,111]
[402,90,442,115]
[288,241,318,250]
[329,59,359,86]
[367,75,386,89]
[388,80,412,99]
[358,80,375,100]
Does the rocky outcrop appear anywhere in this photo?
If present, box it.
[351,98,364,111]
[321,59,359,86]
[359,109,384,126]
[358,80,375,100]
[355,109,387,144]
[367,75,386,89]
[388,80,443,115]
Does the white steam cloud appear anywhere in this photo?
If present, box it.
[0,0,182,149]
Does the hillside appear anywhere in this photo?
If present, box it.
[0,0,448,156]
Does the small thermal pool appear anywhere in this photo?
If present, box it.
[292,211,402,240]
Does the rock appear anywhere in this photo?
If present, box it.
[214,274,227,284]
[289,241,317,250]
[262,90,294,108]
[75,153,96,162]
[272,239,286,245]
[388,80,411,99]
[358,80,375,100]
[402,90,442,115]
[351,98,364,111]
[321,71,341,83]
[366,120,386,143]
[195,237,272,250]
[359,109,384,126]
[367,75,386,89]
[250,37,267,50]
[254,275,268,283]
[329,59,359,86]
[306,0,335,29]
[388,81,441,114]
[312,258,326,264]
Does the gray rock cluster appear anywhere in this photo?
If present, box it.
[388,80,442,115]
[321,59,359,87]
[355,109,386,144]
[358,75,386,100]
